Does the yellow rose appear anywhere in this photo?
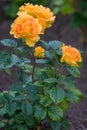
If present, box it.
[10,12,42,47]
[18,3,55,30]
[60,44,82,67]
[34,46,45,58]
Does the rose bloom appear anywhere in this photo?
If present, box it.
[18,3,55,31]
[10,12,42,47]
[34,46,45,58]
[60,44,82,67]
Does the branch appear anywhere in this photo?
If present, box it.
[32,53,36,83]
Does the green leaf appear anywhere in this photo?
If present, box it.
[34,67,42,78]
[49,40,62,50]
[39,69,48,80]
[44,78,57,83]
[34,105,47,121]
[69,88,83,97]
[61,2,73,15]
[61,118,70,130]
[14,95,26,101]
[0,122,6,128]
[6,103,17,116]
[17,125,28,130]
[66,92,80,103]
[40,96,52,107]
[17,69,30,83]
[66,65,80,78]
[0,51,12,69]
[26,85,39,101]
[36,59,48,64]
[48,105,63,121]
[18,57,31,66]
[5,68,11,75]
[2,91,15,100]
[0,51,19,69]
[15,113,24,124]
[0,108,6,116]
[45,50,54,59]
[2,91,14,102]
[60,99,68,111]
[54,52,62,64]
[52,0,64,5]
[10,83,22,92]
[22,64,33,73]
[40,40,50,50]
[25,116,35,126]
[11,54,19,65]
[58,76,76,89]
[53,7,61,14]
[0,39,18,47]
[22,101,32,115]
[49,87,65,104]
[9,118,15,126]
[50,120,61,130]
[17,46,28,56]
[56,50,62,55]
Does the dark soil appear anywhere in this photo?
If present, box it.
[0,1,87,130]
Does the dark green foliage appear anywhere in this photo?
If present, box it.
[0,39,83,130]
[72,0,87,27]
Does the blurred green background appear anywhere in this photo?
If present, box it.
[4,0,87,27]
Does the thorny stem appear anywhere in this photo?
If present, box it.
[32,53,36,83]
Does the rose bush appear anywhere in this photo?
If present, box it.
[0,3,83,130]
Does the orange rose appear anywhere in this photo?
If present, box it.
[34,46,45,58]
[18,3,55,30]
[10,12,42,47]
[60,44,82,67]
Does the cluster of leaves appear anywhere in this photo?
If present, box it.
[72,0,87,27]
[0,39,83,130]
[4,0,48,18]
[51,0,87,27]
[53,0,87,27]
[51,0,73,15]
